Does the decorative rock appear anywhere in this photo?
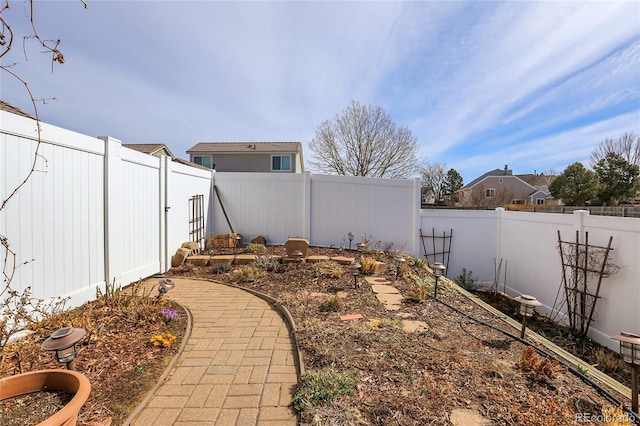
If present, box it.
[365,276,391,285]
[371,285,399,294]
[402,320,428,333]
[450,409,491,426]
[330,256,356,265]
[375,293,404,305]
[250,235,267,245]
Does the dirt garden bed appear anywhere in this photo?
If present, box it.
[0,243,635,425]
[168,244,636,425]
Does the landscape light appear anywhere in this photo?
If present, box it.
[349,262,361,288]
[347,232,355,250]
[395,257,406,281]
[431,262,446,298]
[514,294,542,339]
[158,278,175,296]
[356,242,366,252]
[42,327,86,370]
[612,332,640,413]
[293,250,303,266]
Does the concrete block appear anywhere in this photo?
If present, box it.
[171,247,191,267]
[182,241,200,252]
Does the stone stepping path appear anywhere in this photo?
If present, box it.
[365,276,404,311]
[365,276,429,332]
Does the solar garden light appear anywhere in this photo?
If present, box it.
[158,278,175,296]
[347,232,355,250]
[514,294,542,339]
[356,242,366,252]
[430,262,446,298]
[611,332,640,413]
[349,262,361,288]
[233,235,242,249]
[293,250,303,266]
[42,327,86,370]
[395,257,406,281]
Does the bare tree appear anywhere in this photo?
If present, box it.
[590,132,640,168]
[1,0,86,355]
[420,162,446,204]
[309,100,422,179]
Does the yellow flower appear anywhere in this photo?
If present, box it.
[150,332,177,348]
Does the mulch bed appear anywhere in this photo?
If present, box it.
[169,245,635,425]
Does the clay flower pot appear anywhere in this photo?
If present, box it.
[0,369,91,426]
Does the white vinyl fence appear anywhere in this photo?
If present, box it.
[1,111,212,310]
[420,208,640,350]
[2,110,638,350]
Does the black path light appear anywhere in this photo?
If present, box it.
[612,332,640,413]
[292,250,303,266]
[347,232,355,250]
[431,262,446,298]
[158,278,175,296]
[395,257,406,281]
[514,294,542,339]
[42,327,86,370]
[349,262,361,288]
[356,242,367,252]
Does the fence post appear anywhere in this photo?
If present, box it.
[159,155,167,272]
[100,136,124,289]
[303,171,312,242]
[412,177,422,257]
[495,207,505,272]
[573,209,589,244]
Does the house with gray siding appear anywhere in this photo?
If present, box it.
[186,142,304,173]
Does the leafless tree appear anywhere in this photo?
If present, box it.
[309,100,422,179]
[590,132,640,168]
[420,162,446,204]
[1,0,86,355]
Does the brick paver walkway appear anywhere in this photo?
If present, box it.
[128,278,299,425]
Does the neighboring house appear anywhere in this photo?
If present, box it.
[0,100,35,119]
[186,142,304,173]
[123,143,175,158]
[458,165,558,208]
[124,143,211,171]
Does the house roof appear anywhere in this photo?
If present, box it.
[517,173,555,187]
[461,167,513,190]
[187,142,302,154]
[0,100,36,119]
[123,143,175,158]
[172,157,211,171]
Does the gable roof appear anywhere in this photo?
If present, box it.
[462,167,513,190]
[123,143,175,158]
[0,100,36,119]
[187,141,302,154]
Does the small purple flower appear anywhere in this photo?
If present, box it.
[161,308,179,324]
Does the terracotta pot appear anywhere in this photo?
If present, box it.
[0,369,91,426]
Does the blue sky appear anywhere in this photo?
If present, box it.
[1,1,638,183]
